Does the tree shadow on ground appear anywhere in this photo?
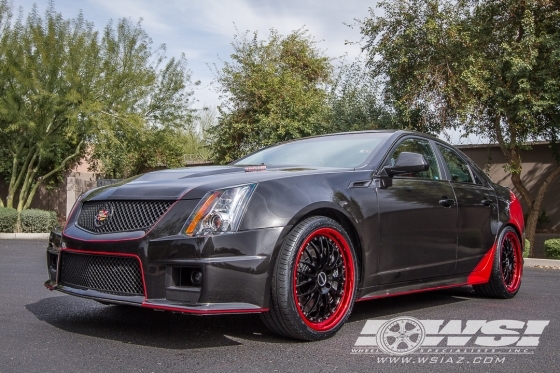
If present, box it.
[26,287,474,349]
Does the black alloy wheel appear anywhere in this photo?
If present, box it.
[474,226,522,299]
[261,216,358,341]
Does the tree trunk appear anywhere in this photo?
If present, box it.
[16,153,40,213]
[6,146,35,209]
[494,117,560,257]
[22,140,85,210]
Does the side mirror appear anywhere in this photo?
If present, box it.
[376,152,429,188]
[384,152,429,176]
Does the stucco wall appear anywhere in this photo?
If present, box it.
[0,171,96,222]
[457,143,560,230]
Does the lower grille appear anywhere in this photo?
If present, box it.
[60,252,144,296]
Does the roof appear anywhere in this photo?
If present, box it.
[456,141,551,149]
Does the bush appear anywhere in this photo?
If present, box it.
[19,209,59,233]
[544,239,560,260]
[0,207,18,233]
[524,239,530,258]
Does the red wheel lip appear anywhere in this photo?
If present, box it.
[501,231,522,293]
[292,227,355,332]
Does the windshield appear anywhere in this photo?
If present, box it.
[234,133,391,168]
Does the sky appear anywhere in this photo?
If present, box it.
[9,0,481,144]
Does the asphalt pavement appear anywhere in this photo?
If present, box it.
[1,239,558,373]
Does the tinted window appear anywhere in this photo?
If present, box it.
[438,145,474,183]
[235,133,392,168]
[471,169,485,185]
[384,138,441,180]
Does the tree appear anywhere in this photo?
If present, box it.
[209,29,332,163]
[0,2,199,211]
[361,0,560,256]
[327,58,394,132]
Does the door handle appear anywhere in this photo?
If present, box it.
[482,199,493,207]
[439,197,454,207]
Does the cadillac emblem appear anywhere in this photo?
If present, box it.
[94,205,113,227]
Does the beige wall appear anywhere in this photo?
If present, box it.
[0,171,96,223]
[457,143,560,229]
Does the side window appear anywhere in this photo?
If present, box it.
[471,168,485,185]
[437,145,473,183]
[384,138,441,180]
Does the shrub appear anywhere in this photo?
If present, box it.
[523,239,530,258]
[544,239,560,260]
[0,207,18,233]
[19,209,59,233]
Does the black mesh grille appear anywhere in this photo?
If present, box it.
[77,200,174,233]
[60,252,144,296]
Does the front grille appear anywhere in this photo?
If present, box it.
[77,200,174,233]
[59,252,144,296]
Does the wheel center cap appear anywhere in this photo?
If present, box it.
[317,272,327,287]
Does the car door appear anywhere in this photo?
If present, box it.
[435,144,499,274]
[376,137,458,284]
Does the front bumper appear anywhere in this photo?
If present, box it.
[45,225,285,314]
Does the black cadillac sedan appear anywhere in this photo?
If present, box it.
[45,130,524,341]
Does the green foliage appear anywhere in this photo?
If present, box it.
[544,239,560,260]
[537,210,550,229]
[210,28,332,163]
[0,1,202,204]
[361,0,560,144]
[327,59,394,132]
[524,239,530,258]
[0,207,18,233]
[360,0,560,256]
[19,209,58,233]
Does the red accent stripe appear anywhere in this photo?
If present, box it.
[58,248,269,316]
[141,303,268,315]
[356,283,466,302]
[466,243,497,285]
[466,190,525,286]
[58,248,148,299]
[508,191,524,234]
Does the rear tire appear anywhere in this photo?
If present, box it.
[261,216,358,341]
[473,226,522,299]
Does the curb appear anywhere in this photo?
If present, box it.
[524,258,560,268]
[0,233,50,240]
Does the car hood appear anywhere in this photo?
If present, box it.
[82,165,352,201]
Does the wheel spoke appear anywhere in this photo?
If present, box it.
[301,287,318,309]
[299,260,317,271]
[299,284,319,297]
[385,330,401,338]
[405,326,421,336]
[398,320,407,333]
[309,241,321,261]
[296,278,315,288]
[304,246,315,265]
[296,270,316,278]
[308,291,322,317]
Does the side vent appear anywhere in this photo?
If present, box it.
[349,180,371,188]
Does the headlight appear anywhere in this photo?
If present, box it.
[183,184,257,236]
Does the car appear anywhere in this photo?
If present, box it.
[44,130,524,341]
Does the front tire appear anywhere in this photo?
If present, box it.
[474,226,522,299]
[261,216,358,341]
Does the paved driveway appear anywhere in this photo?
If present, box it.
[1,239,558,373]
